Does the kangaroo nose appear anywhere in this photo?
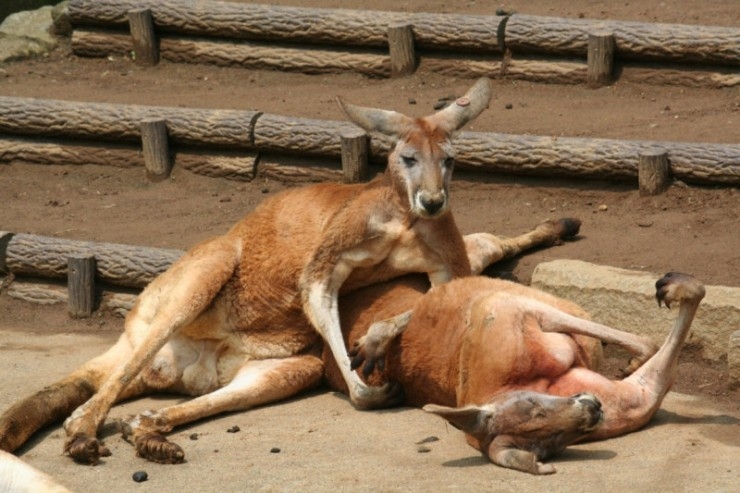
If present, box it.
[419,193,446,216]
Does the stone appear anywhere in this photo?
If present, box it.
[531,259,740,365]
[0,5,58,62]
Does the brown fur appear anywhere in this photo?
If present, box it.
[325,273,704,474]
[0,215,580,467]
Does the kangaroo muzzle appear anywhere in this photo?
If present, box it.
[415,189,447,218]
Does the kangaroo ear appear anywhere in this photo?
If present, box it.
[336,97,413,137]
[426,77,492,133]
[423,403,490,434]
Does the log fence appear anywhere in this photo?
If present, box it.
[0,231,178,316]
[63,0,740,87]
[1,231,737,372]
[0,96,738,185]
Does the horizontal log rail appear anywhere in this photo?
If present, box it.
[68,0,504,53]
[505,15,740,65]
[65,0,740,67]
[0,96,738,185]
[0,231,181,289]
[69,28,740,87]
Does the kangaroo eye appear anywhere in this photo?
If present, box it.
[402,155,417,167]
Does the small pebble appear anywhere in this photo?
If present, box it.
[270,447,281,453]
[417,446,431,453]
[132,471,148,483]
[189,433,199,440]
[261,187,270,194]
[227,425,240,433]
[416,436,440,444]
[598,204,608,211]
[505,103,513,110]
[408,97,417,105]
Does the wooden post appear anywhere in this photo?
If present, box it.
[128,8,159,66]
[67,254,96,318]
[0,231,13,274]
[639,149,671,196]
[140,118,172,181]
[387,23,416,77]
[587,32,615,87]
[341,131,370,183]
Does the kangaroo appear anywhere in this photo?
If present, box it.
[326,271,703,474]
[0,78,505,465]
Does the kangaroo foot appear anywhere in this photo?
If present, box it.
[134,433,185,464]
[64,434,111,464]
[350,380,405,410]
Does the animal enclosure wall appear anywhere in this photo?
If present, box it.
[63,0,740,87]
[0,96,738,185]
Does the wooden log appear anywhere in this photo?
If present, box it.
[72,29,391,77]
[3,277,138,316]
[174,149,256,181]
[587,32,615,87]
[257,154,344,183]
[420,57,504,79]
[619,64,740,88]
[505,14,740,65]
[6,278,68,306]
[68,0,504,53]
[0,136,257,181]
[3,233,183,288]
[0,95,259,147]
[67,254,96,317]
[341,131,370,183]
[1,97,738,185]
[0,136,143,168]
[128,8,159,65]
[253,113,361,157]
[140,118,171,181]
[387,23,416,77]
[639,150,671,196]
[453,131,740,184]
[71,27,740,88]
[504,57,587,84]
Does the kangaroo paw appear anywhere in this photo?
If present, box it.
[135,432,185,464]
[553,217,582,240]
[349,334,389,378]
[64,434,110,465]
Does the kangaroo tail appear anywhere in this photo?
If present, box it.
[0,377,95,453]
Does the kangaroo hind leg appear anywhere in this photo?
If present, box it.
[63,235,242,464]
[121,355,323,464]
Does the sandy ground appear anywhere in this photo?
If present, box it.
[0,327,738,493]
[0,0,739,491]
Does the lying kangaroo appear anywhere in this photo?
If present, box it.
[0,218,579,467]
[327,271,704,474]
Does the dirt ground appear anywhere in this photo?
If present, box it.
[0,0,739,491]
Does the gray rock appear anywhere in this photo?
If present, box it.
[0,5,58,62]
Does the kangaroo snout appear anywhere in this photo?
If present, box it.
[416,189,447,217]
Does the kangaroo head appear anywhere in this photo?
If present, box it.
[336,78,492,219]
[424,391,603,474]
